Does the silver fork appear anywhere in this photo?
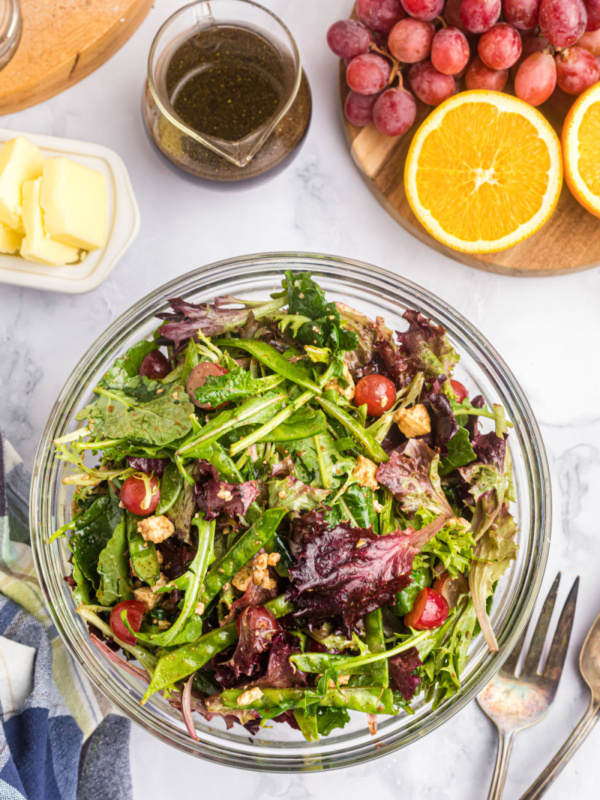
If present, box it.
[477,573,579,800]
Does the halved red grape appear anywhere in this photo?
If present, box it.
[460,0,502,33]
[539,0,587,47]
[578,27,600,51]
[347,53,392,94]
[120,474,160,517]
[465,55,509,88]
[354,374,396,416]
[110,601,145,646]
[139,350,171,380]
[478,23,522,68]
[504,0,542,29]
[327,20,372,59]
[357,0,406,31]
[555,44,600,91]
[388,18,435,62]
[401,0,445,21]
[345,91,379,126]
[431,27,471,74]
[409,59,456,104]
[404,588,449,630]
[514,51,557,103]
[373,88,417,135]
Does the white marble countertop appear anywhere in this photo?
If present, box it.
[1,0,599,796]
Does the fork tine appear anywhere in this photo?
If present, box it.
[543,577,579,682]
[500,625,529,676]
[521,572,561,675]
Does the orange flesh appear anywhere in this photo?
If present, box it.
[415,103,552,242]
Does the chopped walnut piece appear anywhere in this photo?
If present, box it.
[352,455,379,491]
[237,687,263,706]
[232,563,253,592]
[137,515,175,544]
[133,587,159,612]
[393,404,431,438]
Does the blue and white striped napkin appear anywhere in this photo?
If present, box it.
[0,431,133,800]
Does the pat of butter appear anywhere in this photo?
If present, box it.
[40,157,107,251]
[21,179,80,266]
[0,137,44,232]
[0,223,22,254]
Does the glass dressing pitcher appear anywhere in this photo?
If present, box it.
[143,0,312,183]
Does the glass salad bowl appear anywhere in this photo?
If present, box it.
[30,253,551,772]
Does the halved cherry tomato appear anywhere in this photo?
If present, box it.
[139,350,171,380]
[433,572,469,610]
[404,587,449,630]
[186,362,228,409]
[450,380,468,403]
[354,374,396,417]
[110,600,145,646]
[120,474,160,516]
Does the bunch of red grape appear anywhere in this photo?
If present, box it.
[327,0,600,136]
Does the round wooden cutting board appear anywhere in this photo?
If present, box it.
[0,0,155,115]
[339,69,600,276]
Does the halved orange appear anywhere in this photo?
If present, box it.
[405,91,563,254]
[563,82,600,219]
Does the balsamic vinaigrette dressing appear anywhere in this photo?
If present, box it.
[166,25,288,141]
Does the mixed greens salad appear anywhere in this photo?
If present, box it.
[51,272,517,742]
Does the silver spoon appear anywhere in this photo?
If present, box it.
[520,611,600,799]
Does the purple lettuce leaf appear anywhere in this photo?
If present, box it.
[256,631,308,689]
[157,295,283,350]
[228,606,280,679]
[426,393,459,452]
[193,459,259,521]
[458,438,508,540]
[220,578,277,627]
[465,394,485,440]
[396,310,459,386]
[376,439,454,519]
[471,432,507,472]
[128,457,169,478]
[389,647,423,701]
[286,514,446,632]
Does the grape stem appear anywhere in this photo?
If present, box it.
[368,41,403,88]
